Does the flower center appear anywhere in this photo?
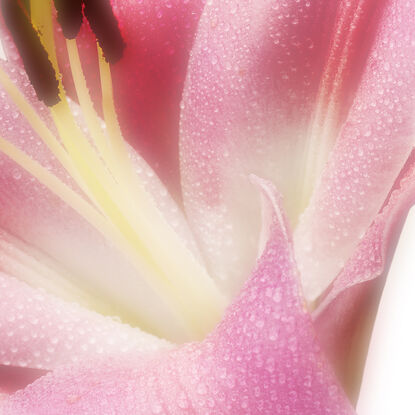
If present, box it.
[0,0,226,342]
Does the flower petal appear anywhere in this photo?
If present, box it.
[356,207,415,414]
[315,151,415,314]
[313,150,415,398]
[294,0,415,301]
[2,179,355,415]
[180,0,393,296]
[0,272,169,371]
[112,0,204,194]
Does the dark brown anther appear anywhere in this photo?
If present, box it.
[53,0,83,39]
[1,0,60,106]
[82,0,125,63]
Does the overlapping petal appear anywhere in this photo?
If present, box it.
[0,0,412,410]
[294,0,415,300]
[180,0,340,295]
[2,180,355,415]
[313,150,415,397]
[179,0,415,303]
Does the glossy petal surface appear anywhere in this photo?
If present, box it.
[2,180,355,415]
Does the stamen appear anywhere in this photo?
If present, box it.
[30,0,58,72]
[0,66,80,182]
[0,135,113,243]
[66,38,118,176]
[83,0,125,63]
[96,44,135,184]
[1,0,59,105]
[96,44,228,338]
[53,0,83,39]
[29,3,119,201]
[0,136,186,333]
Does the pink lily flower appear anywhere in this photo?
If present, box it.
[0,0,414,413]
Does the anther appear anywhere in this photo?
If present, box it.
[82,0,125,64]
[1,0,60,106]
[53,0,83,39]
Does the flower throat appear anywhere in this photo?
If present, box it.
[0,0,226,342]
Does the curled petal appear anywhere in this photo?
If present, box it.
[313,150,415,398]
[356,206,415,414]
[294,0,415,300]
[0,366,45,396]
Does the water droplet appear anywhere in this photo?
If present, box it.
[12,170,22,180]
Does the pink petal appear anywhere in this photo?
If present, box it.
[0,272,169,371]
[179,0,396,297]
[0,16,58,127]
[2,180,355,415]
[294,0,415,300]
[313,150,415,397]
[112,0,204,195]
[315,151,415,313]
[0,27,202,341]
[356,207,415,414]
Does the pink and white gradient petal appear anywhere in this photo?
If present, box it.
[294,0,415,301]
[179,0,407,301]
[313,150,415,396]
[356,206,415,414]
[1,180,355,415]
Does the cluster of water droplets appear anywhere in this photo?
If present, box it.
[294,0,415,302]
[3,200,355,413]
[0,273,168,371]
[179,0,341,300]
